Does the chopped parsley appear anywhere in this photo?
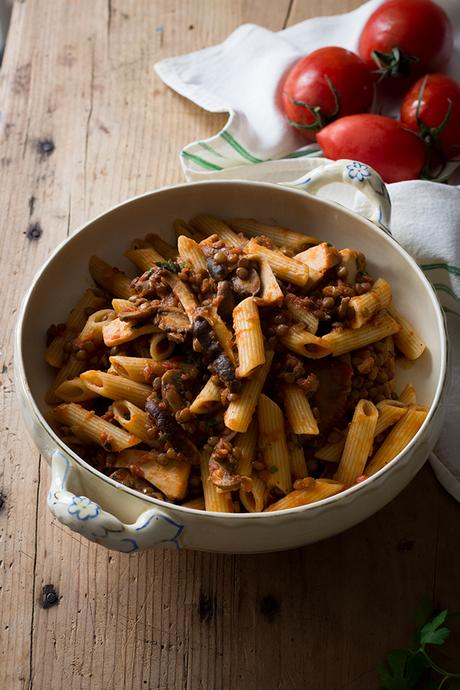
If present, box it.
[269,465,279,474]
[154,260,185,273]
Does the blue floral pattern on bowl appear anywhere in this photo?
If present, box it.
[47,452,184,552]
[68,495,100,521]
[346,161,372,182]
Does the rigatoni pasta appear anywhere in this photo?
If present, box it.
[45,213,428,514]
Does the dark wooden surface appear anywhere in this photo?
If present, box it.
[0,1,459,688]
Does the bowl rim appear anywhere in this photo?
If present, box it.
[15,179,448,520]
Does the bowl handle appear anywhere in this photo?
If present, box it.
[47,451,184,552]
[285,159,392,233]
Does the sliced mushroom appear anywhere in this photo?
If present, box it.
[206,256,228,281]
[118,301,160,322]
[215,280,235,321]
[161,369,186,413]
[155,307,191,343]
[145,399,199,462]
[208,437,241,491]
[210,353,241,394]
[231,267,260,297]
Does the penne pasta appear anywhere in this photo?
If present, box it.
[283,384,319,435]
[389,306,426,360]
[399,383,417,405]
[182,496,206,510]
[224,351,274,432]
[200,450,234,512]
[266,479,344,511]
[322,312,400,356]
[349,278,392,329]
[109,356,157,383]
[189,377,222,414]
[46,356,86,405]
[374,400,408,437]
[239,476,268,512]
[285,293,319,334]
[289,441,308,479]
[54,403,141,452]
[54,377,98,403]
[115,449,190,500]
[75,309,116,347]
[235,418,258,477]
[257,394,292,494]
[191,214,241,247]
[102,318,159,347]
[227,218,320,249]
[45,289,106,368]
[281,326,332,359]
[80,370,152,408]
[125,247,164,272]
[366,406,428,476]
[149,333,175,361]
[89,256,133,298]
[233,297,265,378]
[111,400,154,444]
[204,307,236,365]
[243,238,309,286]
[335,400,378,485]
[145,233,178,260]
[314,435,347,462]
[173,218,204,242]
[177,235,207,272]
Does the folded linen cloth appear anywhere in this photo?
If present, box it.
[155,0,460,500]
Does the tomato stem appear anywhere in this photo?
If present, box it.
[371,46,419,80]
[283,76,341,133]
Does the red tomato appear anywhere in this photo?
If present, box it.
[317,114,425,183]
[400,74,460,160]
[359,0,453,86]
[281,47,375,142]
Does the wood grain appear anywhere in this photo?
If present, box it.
[0,1,459,689]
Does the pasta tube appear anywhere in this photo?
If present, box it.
[54,377,98,403]
[80,371,152,407]
[281,326,332,359]
[233,297,265,378]
[243,238,309,286]
[285,294,319,334]
[283,384,319,435]
[349,278,392,329]
[54,403,141,452]
[200,450,234,512]
[399,383,417,405]
[45,289,106,368]
[335,400,378,485]
[110,356,156,383]
[239,476,267,512]
[235,418,258,477]
[314,436,347,462]
[227,218,320,249]
[258,394,292,494]
[322,313,400,356]
[102,318,159,347]
[224,351,274,432]
[115,449,190,500]
[89,256,133,298]
[289,441,308,479]
[191,214,241,247]
[189,377,222,414]
[182,497,205,510]
[374,400,408,436]
[145,233,177,260]
[366,406,428,476]
[254,257,284,306]
[389,306,426,360]
[111,400,154,444]
[177,235,207,272]
[294,242,340,288]
[266,479,344,511]
[149,333,175,361]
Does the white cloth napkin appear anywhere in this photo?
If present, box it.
[155,0,460,500]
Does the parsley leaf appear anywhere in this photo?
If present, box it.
[269,466,278,474]
[154,260,184,273]
[419,610,450,647]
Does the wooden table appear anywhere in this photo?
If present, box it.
[1,2,459,688]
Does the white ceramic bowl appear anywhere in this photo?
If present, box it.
[15,174,447,553]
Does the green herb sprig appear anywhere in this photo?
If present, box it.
[378,604,460,690]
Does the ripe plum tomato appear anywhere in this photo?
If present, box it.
[400,74,460,160]
[281,47,375,142]
[317,114,425,183]
[359,0,453,86]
